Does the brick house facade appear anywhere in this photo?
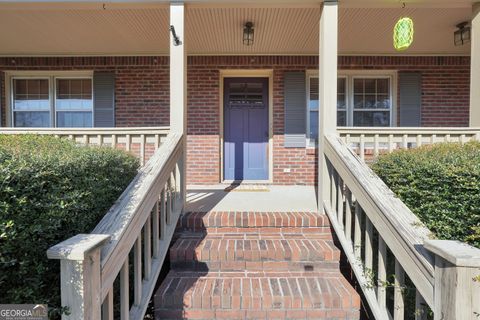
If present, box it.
[0,55,471,185]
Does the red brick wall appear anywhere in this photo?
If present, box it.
[0,55,471,185]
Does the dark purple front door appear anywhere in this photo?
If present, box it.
[224,77,269,181]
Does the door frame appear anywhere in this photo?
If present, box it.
[219,69,274,184]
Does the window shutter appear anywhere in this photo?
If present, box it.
[284,72,306,148]
[399,72,422,127]
[93,72,115,127]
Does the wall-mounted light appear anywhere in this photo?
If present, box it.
[243,22,254,46]
[454,22,471,46]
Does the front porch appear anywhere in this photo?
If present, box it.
[2,0,480,319]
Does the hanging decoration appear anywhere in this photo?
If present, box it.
[393,17,414,51]
[393,3,414,51]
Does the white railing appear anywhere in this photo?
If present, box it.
[47,132,185,320]
[338,127,480,161]
[0,127,170,166]
[323,133,480,320]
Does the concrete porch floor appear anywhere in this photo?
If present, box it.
[186,185,318,212]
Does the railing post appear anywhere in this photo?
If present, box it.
[318,0,338,211]
[470,2,480,127]
[47,234,110,320]
[425,240,480,320]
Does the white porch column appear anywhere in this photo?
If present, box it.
[170,2,186,134]
[318,0,338,211]
[470,2,480,127]
[170,2,187,207]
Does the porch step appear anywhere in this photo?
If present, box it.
[155,271,360,320]
[154,211,361,319]
[176,211,331,232]
[170,233,340,271]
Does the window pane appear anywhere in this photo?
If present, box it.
[354,95,364,109]
[13,79,50,111]
[354,79,364,93]
[338,78,346,94]
[364,95,377,109]
[364,79,376,94]
[376,95,390,109]
[337,111,346,127]
[337,94,346,110]
[377,79,389,94]
[56,79,93,111]
[310,110,318,140]
[14,111,50,127]
[57,112,93,128]
[353,111,390,127]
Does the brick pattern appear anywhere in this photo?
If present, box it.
[0,55,471,185]
[154,211,361,319]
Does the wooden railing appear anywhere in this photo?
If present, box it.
[47,132,185,320]
[0,127,169,166]
[323,133,480,320]
[338,127,480,161]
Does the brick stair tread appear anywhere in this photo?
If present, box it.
[155,271,361,311]
[171,234,341,263]
[177,212,330,231]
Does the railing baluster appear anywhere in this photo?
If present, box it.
[111,134,116,149]
[140,134,146,166]
[160,189,166,240]
[152,202,160,258]
[394,259,405,320]
[98,134,103,146]
[460,134,466,145]
[402,134,408,149]
[330,168,337,216]
[102,287,114,320]
[120,260,130,320]
[83,134,88,145]
[166,181,172,225]
[388,134,394,153]
[360,134,365,161]
[431,134,436,144]
[134,235,142,306]
[377,236,387,310]
[345,189,353,244]
[365,216,373,271]
[124,134,130,152]
[445,134,451,142]
[155,134,161,151]
[144,216,152,280]
[337,176,344,227]
[416,134,422,148]
[374,134,379,157]
[354,201,362,259]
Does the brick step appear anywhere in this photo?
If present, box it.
[170,234,340,271]
[177,211,330,232]
[155,271,360,319]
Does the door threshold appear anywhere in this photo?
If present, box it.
[222,180,271,185]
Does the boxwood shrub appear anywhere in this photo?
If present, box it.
[0,135,139,314]
[371,141,480,249]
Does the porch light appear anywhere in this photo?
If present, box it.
[243,22,254,46]
[454,22,471,46]
[393,17,414,51]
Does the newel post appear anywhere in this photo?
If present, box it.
[47,234,110,320]
[424,240,480,320]
[318,0,338,210]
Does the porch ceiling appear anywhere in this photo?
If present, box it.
[0,4,471,56]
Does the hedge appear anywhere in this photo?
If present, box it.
[0,135,139,315]
[371,141,480,249]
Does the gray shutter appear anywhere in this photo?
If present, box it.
[399,72,422,127]
[93,72,115,127]
[284,72,306,148]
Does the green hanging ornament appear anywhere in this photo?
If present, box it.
[393,17,414,51]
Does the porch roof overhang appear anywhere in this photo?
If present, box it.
[0,0,474,57]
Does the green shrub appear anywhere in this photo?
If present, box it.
[0,135,139,313]
[371,142,480,249]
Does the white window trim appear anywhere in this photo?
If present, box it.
[5,70,94,128]
[306,69,398,145]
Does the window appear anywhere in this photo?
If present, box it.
[307,72,394,142]
[10,74,93,128]
[12,79,50,127]
[56,79,93,127]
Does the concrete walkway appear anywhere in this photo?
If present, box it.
[186,185,318,212]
